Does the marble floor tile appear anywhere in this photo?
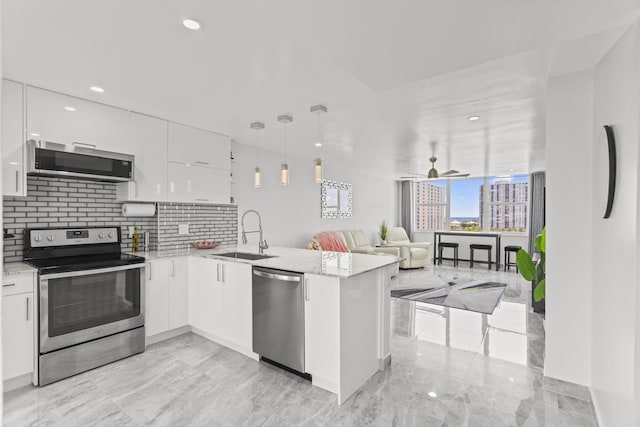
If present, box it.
[3,266,600,427]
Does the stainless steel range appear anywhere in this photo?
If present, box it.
[23,226,146,386]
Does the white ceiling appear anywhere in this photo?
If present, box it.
[3,0,640,178]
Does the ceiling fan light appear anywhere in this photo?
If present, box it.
[427,168,438,179]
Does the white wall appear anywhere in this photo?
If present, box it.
[545,69,594,386]
[546,22,640,427]
[590,23,639,427]
[231,141,398,249]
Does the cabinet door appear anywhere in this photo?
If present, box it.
[117,113,167,202]
[304,274,339,382]
[220,261,252,349]
[188,257,223,335]
[168,162,230,204]
[168,257,189,329]
[168,122,230,170]
[2,80,26,196]
[26,86,130,153]
[145,259,170,337]
[2,293,34,380]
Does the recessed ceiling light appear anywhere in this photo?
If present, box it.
[64,106,76,112]
[30,133,40,137]
[468,115,480,121]
[182,19,201,30]
[90,86,104,93]
[315,142,322,147]
[428,391,437,398]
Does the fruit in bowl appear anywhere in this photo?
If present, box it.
[190,241,222,249]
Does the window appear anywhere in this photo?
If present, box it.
[415,180,446,231]
[414,174,529,233]
[483,175,528,232]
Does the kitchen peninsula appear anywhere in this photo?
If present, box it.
[138,245,400,404]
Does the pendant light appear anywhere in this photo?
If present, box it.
[277,114,293,186]
[310,104,327,183]
[250,121,265,188]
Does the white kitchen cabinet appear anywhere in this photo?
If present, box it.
[168,162,230,204]
[2,79,26,197]
[188,257,223,334]
[2,273,35,381]
[168,122,231,170]
[145,259,170,337]
[116,113,168,202]
[188,258,252,351]
[26,86,130,154]
[168,257,189,330]
[145,257,189,337]
[303,274,340,389]
[219,261,252,349]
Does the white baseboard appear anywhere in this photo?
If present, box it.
[191,327,259,361]
[145,325,192,346]
[4,372,34,392]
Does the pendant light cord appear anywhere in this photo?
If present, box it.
[283,122,287,163]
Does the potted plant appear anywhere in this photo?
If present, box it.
[379,221,388,245]
[516,226,546,313]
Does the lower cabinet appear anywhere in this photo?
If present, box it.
[2,272,35,381]
[145,257,188,337]
[188,257,252,351]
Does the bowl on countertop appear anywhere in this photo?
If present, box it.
[190,241,222,250]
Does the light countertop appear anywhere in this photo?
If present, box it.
[3,262,37,276]
[129,245,401,279]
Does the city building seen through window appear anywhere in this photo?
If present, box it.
[415,174,528,233]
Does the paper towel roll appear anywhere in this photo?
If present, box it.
[122,203,156,217]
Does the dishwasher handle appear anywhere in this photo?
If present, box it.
[253,269,301,282]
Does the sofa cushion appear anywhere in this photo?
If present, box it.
[409,247,429,260]
[313,231,349,252]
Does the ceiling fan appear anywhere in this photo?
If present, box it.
[400,155,470,180]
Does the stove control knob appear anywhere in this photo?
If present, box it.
[34,234,42,242]
[98,233,105,239]
[46,235,55,242]
[108,232,114,239]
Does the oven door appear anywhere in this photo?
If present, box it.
[39,263,145,354]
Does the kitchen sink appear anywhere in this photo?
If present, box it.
[214,252,277,261]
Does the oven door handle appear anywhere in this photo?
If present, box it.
[39,263,145,280]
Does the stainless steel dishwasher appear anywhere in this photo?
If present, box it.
[252,267,308,377]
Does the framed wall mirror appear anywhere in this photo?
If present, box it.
[321,179,352,218]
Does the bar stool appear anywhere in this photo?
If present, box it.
[504,245,522,272]
[469,244,492,269]
[438,242,459,266]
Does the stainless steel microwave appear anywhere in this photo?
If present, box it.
[27,140,134,182]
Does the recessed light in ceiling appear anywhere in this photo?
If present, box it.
[315,142,322,147]
[90,86,104,93]
[64,106,76,112]
[428,391,437,398]
[30,133,40,137]
[182,19,201,30]
[468,115,480,121]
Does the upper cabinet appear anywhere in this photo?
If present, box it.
[168,162,230,204]
[26,86,130,154]
[168,122,230,171]
[2,79,26,196]
[116,113,168,202]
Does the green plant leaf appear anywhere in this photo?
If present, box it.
[516,249,536,281]
[534,235,542,252]
[540,226,546,253]
[534,278,546,302]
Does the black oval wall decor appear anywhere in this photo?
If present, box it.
[603,125,616,219]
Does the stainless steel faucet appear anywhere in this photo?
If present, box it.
[241,209,269,254]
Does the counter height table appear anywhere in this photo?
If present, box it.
[433,231,502,271]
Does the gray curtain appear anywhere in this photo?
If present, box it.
[528,171,545,254]
[400,181,414,240]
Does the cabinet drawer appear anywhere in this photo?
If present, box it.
[2,273,35,296]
